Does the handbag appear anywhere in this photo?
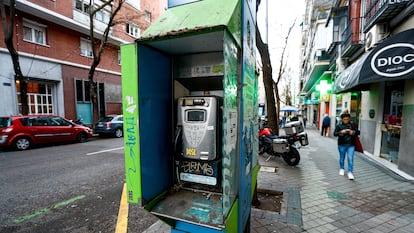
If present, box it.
[351,123,363,153]
[355,136,364,153]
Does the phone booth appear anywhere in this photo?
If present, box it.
[121,0,258,232]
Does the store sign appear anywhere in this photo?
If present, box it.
[371,43,414,78]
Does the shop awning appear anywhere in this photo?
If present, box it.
[334,29,414,93]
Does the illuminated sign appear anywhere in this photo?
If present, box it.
[315,80,332,95]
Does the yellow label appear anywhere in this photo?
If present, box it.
[186,148,197,156]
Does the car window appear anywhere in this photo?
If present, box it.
[100,117,114,122]
[29,117,49,126]
[0,117,12,127]
[118,117,123,121]
[49,117,72,126]
[19,118,30,126]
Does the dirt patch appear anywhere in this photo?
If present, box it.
[252,189,283,213]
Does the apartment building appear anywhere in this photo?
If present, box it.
[300,0,414,177]
[0,0,166,124]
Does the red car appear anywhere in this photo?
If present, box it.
[0,115,93,150]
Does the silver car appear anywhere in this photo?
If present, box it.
[94,115,123,138]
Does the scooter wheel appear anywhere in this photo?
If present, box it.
[283,147,300,166]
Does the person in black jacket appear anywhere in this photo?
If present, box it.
[321,114,330,136]
[333,110,359,180]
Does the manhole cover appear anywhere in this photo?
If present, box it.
[327,191,347,200]
[253,189,283,213]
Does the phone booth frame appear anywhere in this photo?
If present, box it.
[121,0,258,232]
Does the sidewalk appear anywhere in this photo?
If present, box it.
[142,127,414,232]
[253,128,414,233]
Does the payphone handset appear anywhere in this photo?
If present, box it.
[175,96,221,161]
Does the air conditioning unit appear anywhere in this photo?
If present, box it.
[365,23,389,51]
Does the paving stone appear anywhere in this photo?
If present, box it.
[247,128,414,233]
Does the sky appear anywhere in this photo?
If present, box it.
[257,0,306,102]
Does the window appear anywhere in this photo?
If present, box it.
[23,19,46,45]
[75,0,111,23]
[76,80,105,117]
[75,0,90,13]
[118,50,121,65]
[80,38,93,57]
[16,82,54,115]
[76,80,91,102]
[126,23,140,38]
[145,10,151,22]
[94,1,112,23]
[126,0,140,9]
[49,117,72,126]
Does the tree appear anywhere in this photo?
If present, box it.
[273,19,296,133]
[256,0,278,133]
[87,0,125,125]
[0,0,29,115]
[256,0,296,135]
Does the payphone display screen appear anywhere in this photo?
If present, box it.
[186,110,206,122]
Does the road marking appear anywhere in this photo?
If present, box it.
[13,195,85,223]
[115,183,129,233]
[86,147,124,155]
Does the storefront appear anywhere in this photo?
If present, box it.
[334,28,414,177]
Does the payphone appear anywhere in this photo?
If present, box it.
[174,96,222,191]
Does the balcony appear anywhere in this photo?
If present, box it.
[340,17,364,58]
[364,0,410,32]
[328,44,339,71]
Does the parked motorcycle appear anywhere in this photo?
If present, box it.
[258,121,308,166]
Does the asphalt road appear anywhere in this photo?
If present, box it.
[0,137,156,233]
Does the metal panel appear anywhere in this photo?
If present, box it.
[238,0,257,230]
[138,45,173,203]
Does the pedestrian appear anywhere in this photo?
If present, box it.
[302,115,307,128]
[333,109,359,180]
[321,114,330,136]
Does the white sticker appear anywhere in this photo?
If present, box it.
[207,126,214,130]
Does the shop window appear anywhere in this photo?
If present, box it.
[16,82,54,115]
[23,19,47,45]
[380,81,404,164]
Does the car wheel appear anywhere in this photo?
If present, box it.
[114,128,123,138]
[77,133,87,143]
[13,137,31,150]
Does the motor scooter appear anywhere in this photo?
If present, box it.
[258,121,308,166]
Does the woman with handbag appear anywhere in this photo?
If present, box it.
[333,109,360,180]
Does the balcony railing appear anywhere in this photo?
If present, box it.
[364,0,410,31]
[340,17,364,58]
[329,44,339,71]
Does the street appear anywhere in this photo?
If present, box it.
[0,137,155,233]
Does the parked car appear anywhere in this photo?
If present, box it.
[0,115,93,150]
[94,115,123,138]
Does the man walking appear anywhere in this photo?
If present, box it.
[321,114,330,136]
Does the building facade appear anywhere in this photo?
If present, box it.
[300,0,414,177]
[0,0,166,124]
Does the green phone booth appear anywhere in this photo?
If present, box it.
[121,0,258,232]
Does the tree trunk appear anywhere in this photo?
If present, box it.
[1,0,29,115]
[256,26,278,133]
